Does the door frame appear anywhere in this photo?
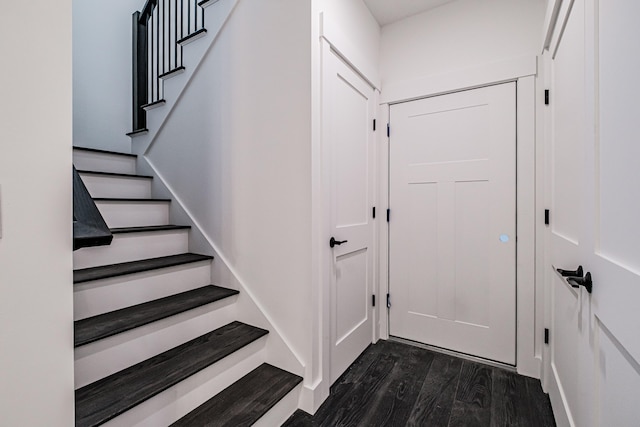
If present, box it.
[377,56,542,378]
[307,34,381,413]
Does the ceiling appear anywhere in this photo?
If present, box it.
[363,0,457,26]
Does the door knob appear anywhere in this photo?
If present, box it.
[567,272,593,294]
[557,265,583,277]
[330,237,348,248]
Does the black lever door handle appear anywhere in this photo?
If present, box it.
[330,237,348,248]
[557,265,583,277]
[567,272,593,294]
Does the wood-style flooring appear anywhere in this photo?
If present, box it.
[283,340,555,427]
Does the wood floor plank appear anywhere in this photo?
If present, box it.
[406,353,463,427]
[448,361,493,427]
[281,410,316,427]
[282,341,555,427]
[524,377,557,427]
[316,352,397,426]
[359,344,435,427]
[490,368,524,427]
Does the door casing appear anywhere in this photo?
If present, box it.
[377,58,541,378]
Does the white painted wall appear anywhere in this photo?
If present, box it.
[73,0,145,153]
[380,0,546,86]
[0,2,74,426]
[144,0,313,375]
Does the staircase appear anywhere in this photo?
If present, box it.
[72,146,302,426]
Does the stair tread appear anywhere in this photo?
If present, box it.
[75,285,239,347]
[93,197,171,202]
[171,363,302,427]
[110,224,191,234]
[77,170,153,179]
[75,321,269,427]
[73,146,137,158]
[74,253,213,283]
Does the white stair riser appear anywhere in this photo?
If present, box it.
[253,384,302,427]
[73,230,189,270]
[100,343,266,427]
[73,151,137,175]
[74,299,238,388]
[96,200,170,228]
[79,174,152,199]
[74,262,211,319]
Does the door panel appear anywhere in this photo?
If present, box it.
[324,47,375,384]
[389,83,516,365]
[546,0,640,425]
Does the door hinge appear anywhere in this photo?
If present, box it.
[545,89,550,105]
[386,208,390,222]
[372,294,376,307]
[373,119,376,131]
[545,209,550,226]
[372,206,376,219]
[387,123,390,138]
[544,328,550,344]
[386,293,391,308]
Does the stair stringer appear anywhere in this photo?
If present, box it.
[129,0,239,143]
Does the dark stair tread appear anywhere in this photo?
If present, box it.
[76,170,153,179]
[92,197,171,202]
[177,28,207,45]
[74,253,213,284]
[75,321,269,427]
[74,285,239,347]
[110,224,191,234]
[73,146,137,158]
[171,363,302,427]
[126,128,149,137]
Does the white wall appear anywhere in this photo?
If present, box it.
[145,0,313,372]
[380,0,546,86]
[0,2,74,426]
[73,0,145,153]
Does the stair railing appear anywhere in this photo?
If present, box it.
[131,0,205,134]
[73,167,113,250]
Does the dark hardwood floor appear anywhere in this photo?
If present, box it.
[283,340,555,427]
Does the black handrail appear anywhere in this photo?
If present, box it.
[130,0,205,134]
[73,167,113,251]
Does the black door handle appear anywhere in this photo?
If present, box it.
[557,265,583,277]
[567,272,593,294]
[330,237,348,248]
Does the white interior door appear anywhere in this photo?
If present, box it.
[546,1,640,426]
[323,47,375,384]
[389,83,516,365]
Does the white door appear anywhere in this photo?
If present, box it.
[546,1,640,426]
[323,47,375,383]
[389,83,517,365]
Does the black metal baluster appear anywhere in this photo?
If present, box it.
[156,6,159,101]
[150,12,154,102]
[174,0,178,69]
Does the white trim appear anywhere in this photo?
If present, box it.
[516,75,541,378]
[542,0,564,52]
[381,55,537,105]
[549,0,576,59]
[319,11,381,90]
[377,66,541,379]
[377,102,390,341]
